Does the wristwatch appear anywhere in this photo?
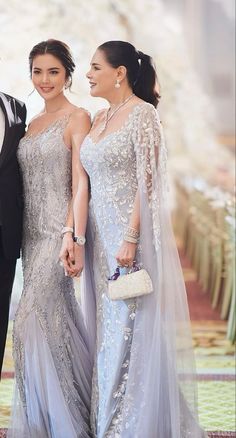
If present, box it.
[73,235,86,246]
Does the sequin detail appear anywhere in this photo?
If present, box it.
[80,103,165,437]
[13,115,92,436]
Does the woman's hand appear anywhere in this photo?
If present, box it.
[59,233,75,276]
[70,244,85,278]
[116,241,137,267]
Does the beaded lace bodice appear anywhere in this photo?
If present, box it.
[18,116,72,244]
[80,103,162,254]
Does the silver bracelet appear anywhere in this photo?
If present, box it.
[61,226,74,236]
[125,226,139,239]
[124,226,139,243]
[124,235,139,244]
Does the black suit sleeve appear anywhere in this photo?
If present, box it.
[15,99,27,126]
[21,103,27,125]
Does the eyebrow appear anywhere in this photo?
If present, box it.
[91,62,101,67]
[32,67,61,71]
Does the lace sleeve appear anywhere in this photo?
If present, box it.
[133,103,167,250]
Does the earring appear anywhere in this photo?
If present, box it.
[115,80,121,89]
[65,77,72,89]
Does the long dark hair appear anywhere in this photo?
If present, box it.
[98,40,160,107]
[29,39,75,89]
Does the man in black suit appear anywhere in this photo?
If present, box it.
[0,92,26,376]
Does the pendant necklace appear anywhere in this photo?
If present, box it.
[98,93,134,136]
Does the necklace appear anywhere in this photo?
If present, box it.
[98,93,134,136]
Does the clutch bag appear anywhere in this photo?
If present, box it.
[108,265,153,301]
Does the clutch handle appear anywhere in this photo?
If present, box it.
[108,261,140,281]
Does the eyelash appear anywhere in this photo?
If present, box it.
[33,71,59,75]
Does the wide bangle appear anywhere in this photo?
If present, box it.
[124,226,139,244]
[124,236,138,244]
[61,226,74,237]
[125,226,139,239]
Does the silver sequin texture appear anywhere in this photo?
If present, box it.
[80,103,164,437]
[12,116,92,436]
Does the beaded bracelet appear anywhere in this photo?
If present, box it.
[124,235,139,244]
[126,226,139,238]
[61,226,74,237]
[124,226,139,244]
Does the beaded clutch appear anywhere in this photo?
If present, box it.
[108,264,153,300]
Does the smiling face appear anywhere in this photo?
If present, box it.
[31,53,67,100]
[86,49,120,98]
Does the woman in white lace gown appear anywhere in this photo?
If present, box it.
[74,41,207,437]
[8,39,93,438]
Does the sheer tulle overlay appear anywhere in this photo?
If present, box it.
[81,103,207,437]
[8,117,93,438]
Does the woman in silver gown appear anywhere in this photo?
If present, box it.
[74,41,207,437]
[8,39,93,438]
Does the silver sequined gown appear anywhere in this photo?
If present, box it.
[80,103,207,438]
[81,106,141,438]
[8,116,92,438]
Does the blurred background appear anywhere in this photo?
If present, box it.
[0,1,235,435]
[1,0,235,179]
[1,0,234,305]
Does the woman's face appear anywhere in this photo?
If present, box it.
[31,53,67,100]
[86,49,118,98]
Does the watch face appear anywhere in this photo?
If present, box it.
[74,236,86,245]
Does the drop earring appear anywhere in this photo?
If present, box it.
[115,80,121,89]
[65,77,72,89]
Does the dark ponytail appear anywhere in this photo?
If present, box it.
[98,41,160,107]
[133,51,160,107]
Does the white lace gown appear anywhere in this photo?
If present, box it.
[80,103,207,438]
[8,116,93,438]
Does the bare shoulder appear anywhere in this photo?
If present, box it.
[94,108,106,116]
[27,111,45,129]
[67,107,91,138]
[69,107,91,124]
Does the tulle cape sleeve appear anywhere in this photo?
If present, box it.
[127,103,207,437]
